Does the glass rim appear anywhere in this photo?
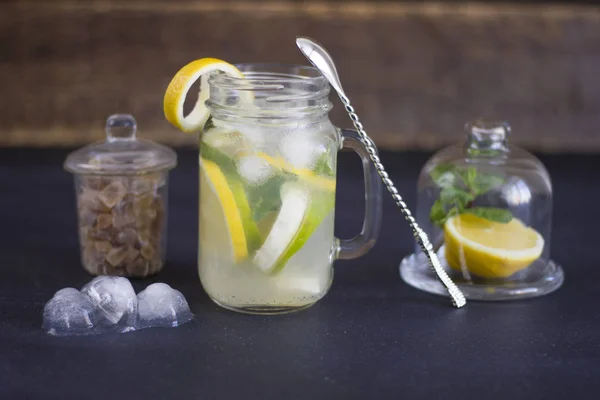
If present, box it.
[210,63,328,86]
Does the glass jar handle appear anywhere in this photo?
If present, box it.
[335,128,383,260]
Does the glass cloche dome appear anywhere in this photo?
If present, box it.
[400,119,563,300]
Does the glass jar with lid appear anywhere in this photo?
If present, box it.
[400,119,563,300]
[64,114,177,278]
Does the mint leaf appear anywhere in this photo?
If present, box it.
[313,151,335,177]
[247,175,284,222]
[429,199,447,226]
[440,187,474,210]
[429,164,459,188]
[200,142,238,176]
[203,116,215,132]
[428,164,509,228]
[466,167,477,186]
[465,207,513,223]
[472,172,504,195]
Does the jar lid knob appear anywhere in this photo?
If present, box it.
[465,119,510,151]
[106,114,137,142]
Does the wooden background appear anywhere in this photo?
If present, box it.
[2,0,600,152]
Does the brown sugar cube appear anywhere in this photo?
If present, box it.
[138,229,152,244]
[89,229,111,242]
[125,247,140,264]
[82,176,111,191]
[112,204,136,229]
[131,178,155,196]
[79,189,111,213]
[106,246,129,267]
[96,213,113,229]
[79,227,90,241]
[140,244,155,260]
[94,240,113,253]
[102,264,126,277]
[116,228,138,246]
[125,257,149,277]
[82,248,106,275]
[79,210,97,227]
[98,180,127,209]
[149,260,164,274]
[133,195,154,214]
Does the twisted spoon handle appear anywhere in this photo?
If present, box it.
[339,93,466,308]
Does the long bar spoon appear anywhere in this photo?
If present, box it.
[296,36,466,308]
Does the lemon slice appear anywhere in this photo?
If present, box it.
[444,213,544,279]
[163,58,244,133]
[199,158,260,262]
[254,182,335,274]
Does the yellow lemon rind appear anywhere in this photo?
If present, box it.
[163,58,244,133]
[200,158,248,262]
[444,215,544,279]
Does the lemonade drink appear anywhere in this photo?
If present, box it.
[162,59,381,313]
[198,120,338,313]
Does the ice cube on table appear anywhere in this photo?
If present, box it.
[280,132,325,170]
[53,287,81,298]
[238,156,275,185]
[81,276,137,331]
[136,283,193,329]
[42,290,98,336]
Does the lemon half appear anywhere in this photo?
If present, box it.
[444,213,544,279]
[163,58,244,133]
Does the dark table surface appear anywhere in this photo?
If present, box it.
[0,148,598,399]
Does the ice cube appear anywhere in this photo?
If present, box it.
[202,126,253,157]
[81,276,137,331]
[280,132,325,170]
[43,290,98,336]
[238,156,275,185]
[237,125,266,148]
[54,287,82,298]
[136,283,193,329]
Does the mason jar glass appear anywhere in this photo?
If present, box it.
[198,64,383,314]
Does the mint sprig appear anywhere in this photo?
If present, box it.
[429,164,512,227]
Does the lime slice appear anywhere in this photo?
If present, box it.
[253,182,335,274]
[199,158,260,262]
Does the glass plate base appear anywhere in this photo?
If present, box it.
[399,251,564,301]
